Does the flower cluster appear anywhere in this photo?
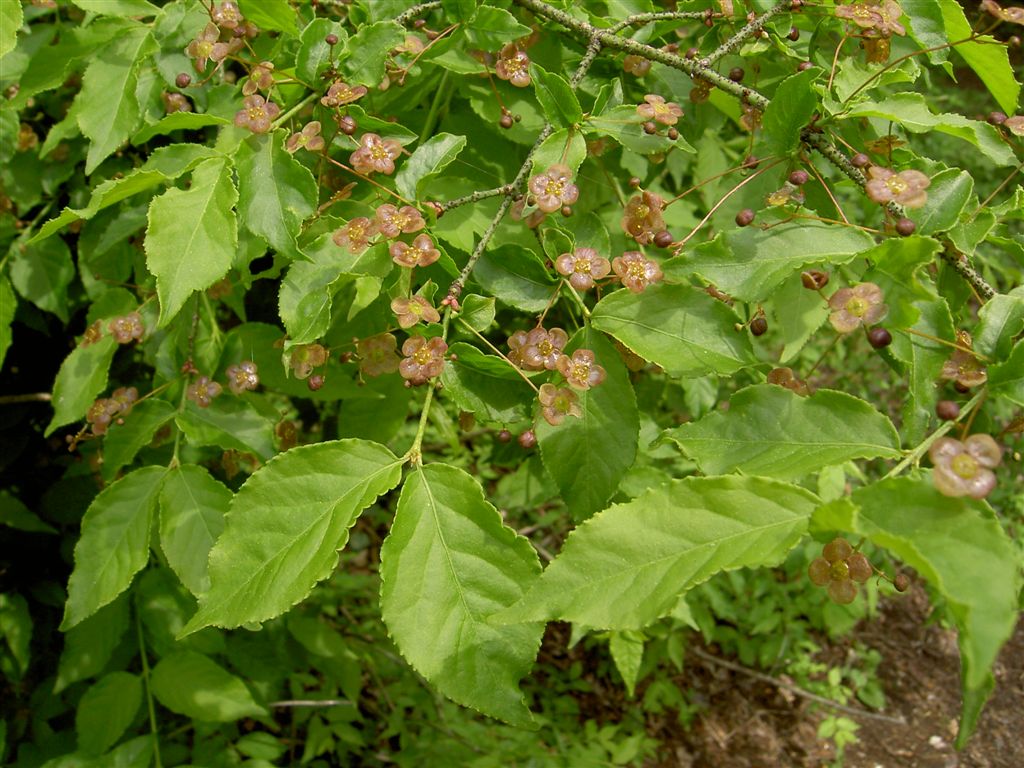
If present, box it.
[243,61,274,96]
[350,132,403,175]
[621,191,666,245]
[289,343,329,380]
[390,234,440,268]
[399,336,448,385]
[510,327,568,371]
[87,387,138,435]
[333,217,377,255]
[321,81,368,107]
[828,282,887,333]
[865,166,930,208]
[557,349,606,390]
[234,95,280,134]
[528,164,579,214]
[375,204,425,238]
[538,383,582,426]
[808,538,873,604]
[929,434,1002,499]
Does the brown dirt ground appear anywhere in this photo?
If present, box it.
[648,586,1024,768]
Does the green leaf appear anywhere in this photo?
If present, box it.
[236,131,317,258]
[861,235,941,328]
[342,21,404,85]
[591,284,756,378]
[458,294,496,332]
[532,65,583,127]
[908,169,972,236]
[151,650,266,721]
[72,0,159,15]
[444,0,478,21]
[297,18,347,83]
[0,593,31,680]
[813,477,1019,746]
[76,26,155,173]
[474,244,556,312]
[897,297,955,442]
[441,342,533,422]
[587,105,695,155]
[843,93,1016,167]
[670,221,875,302]
[238,0,298,35]
[395,133,467,201]
[0,274,14,369]
[62,466,167,629]
[9,236,75,321]
[901,0,950,65]
[131,112,228,145]
[609,631,644,698]
[662,385,901,480]
[989,340,1024,407]
[55,596,130,693]
[381,464,543,726]
[181,440,402,635]
[145,158,238,326]
[0,0,22,58]
[531,127,587,176]
[0,491,57,534]
[494,476,817,629]
[102,398,177,481]
[974,292,1024,360]
[279,262,346,344]
[761,68,820,155]
[47,336,118,437]
[176,397,276,461]
[76,672,142,756]
[159,465,230,597]
[466,5,529,47]
[537,327,639,520]
[939,0,1020,115]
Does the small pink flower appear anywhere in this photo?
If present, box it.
[527,164,579,214]
[940,332,987,388]
[507,330,529,368]
[321,81,368,108]
[1004,116,1024,136]
[332,217,378,255]
[929,434,1001,499]
[375,204,425,238]
[835,1,906,37]
[555,247,611,291]
[358,334,400,377]
[520,327,568,371]
[828,282,887,333]
[234,95,280,134]
[286,121,325,153]
[243,61,275,96]
[108,312,144,344]
[636,94,683,126]
[226,361,259,395]
[390,234,440,268]
[400,336,448,385]
[623,55,651,77]
[350,132,402,175]
[391,296,441,329]
[186,22,220,71]
[211,0,243,29]
[495,43,531,87]
[289,344,329,380]
[612,251,663,293]
[187,376,222,408]
[556,348,606,390]
[865,166,930,208]
[621,191,665,244]
[539,383,582,426]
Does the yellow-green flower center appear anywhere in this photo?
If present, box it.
[845,296,869,317]
[951,453,978,479]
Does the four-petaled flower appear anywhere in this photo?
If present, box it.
[375,204,425,238]
[333,217,378,254]
[612,251,663,293]
[555,248,611,291]
[186,23,220,71]
[289,343,329,380]
[87,387,139,435]
[108,312,144,344]
[187,375,222,408]
[940,331,987,388]
[808,538,873,605]
[621,191,666,244]
[929,434,1002,499]
[400,336,448,385]
[495,43,531,87]
[243,61,275,96]
[636,94,684,126]
[234,95,280,134]
[622,54,651,77]
[556,348,606,390]
[162,92,191,114]
[211,1,243,29]
[1004,116,1024,136]
[528,164,579,214]
[828,282,887,333]
[286,121,325,153]
[539,383,583,426]
[350,132,403,175]
[358,333,400,377]
[981,0,1024,24]
[390,234,440,268]
[520,327,568,371]
[835,1,906,37]
[391,296,441,329]
[865,166,930,208]
[321,81,368,107]
[226,361,259,394]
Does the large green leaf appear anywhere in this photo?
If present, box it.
[670,222,875,302]
[9,236,75,322]
[342,21,404,85]
[380,464,543,726]
[76,26,155,173]
[76,672,141,756]
[238,0,298,34]
[591,284,756,377]
[159,465,230,597]
[181,440,402,634]
[843,93,1016,167]
[474,245,556,312]
[989,340,1024,407]
[533,65,583,127]
[975,291,1024,361]
[939,0,1020,115]
[236,131,317,258]
[61,467,167,629]
[440,342,533,423]
[102,398,177,481]
[176,397,276,460]
[55,596,130,693]
[0,0,22,58]
[662,385,901,479]
[278,262,348,344]
[494,476,817,629]
[46,336,118,437]
[151,650,266,721]
[395,133,467,201]
[761,68,820,155]
[813,478,1019,746]
[145,158,238,326]
[537,327,639,520]
[908,168,972,236]
[0,274,14,369]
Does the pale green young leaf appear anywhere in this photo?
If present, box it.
[0,0,22,58]
[974,292,1024,360]
[662,385,901,480]
[395,133,467,201]
[236,131,317,258]
[9,236,75,321]
[131,112,228,145]
[151,650,266,721]
[159,465,230,597]
[533,65,583,128]
[493,476,817,629]
[76,672,141,756]
[175,398,276,461]
[380,464,543,726]
[812,477,1019,746]
[0,275,16,369]
[145,158,238,326]
[46,336,117,437]
[76,26,156,173]
[297,19,347,82]
[238,0,298,34]
[101,398,176,481]
[55,596,130,693]
[591,284,756,377]
[181,440,402,635]
[939,0,1020,115]
[61,466,167,629]
[670,221,875,302]
[761,68,820,155]
[609,631,644,698]
[72,0,159,15]
[537,327,639,520]
[342,21,404,85]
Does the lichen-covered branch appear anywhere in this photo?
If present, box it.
[702,2,792,66]
[395,1,442,26]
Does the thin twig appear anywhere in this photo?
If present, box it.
[269,699,349,708]
[395,0,441,26]
[702,2,792,67]
[0,392,52,404]
[437,184,514,213]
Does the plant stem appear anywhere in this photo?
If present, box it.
[437,184,514,213]
[395,0,441,26]
[271,92,317,130]
[457,319,540,392]
[701,2,792,66]
[135,605,163,768]
[881,390,985,480]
